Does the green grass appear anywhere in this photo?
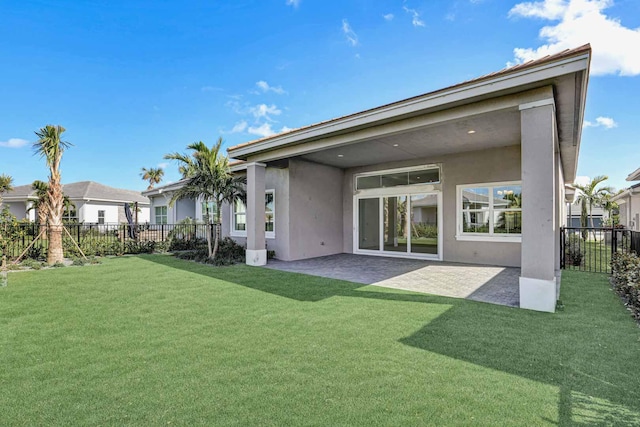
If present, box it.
[1,256,640,426]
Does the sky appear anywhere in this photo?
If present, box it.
[1,0,639,192]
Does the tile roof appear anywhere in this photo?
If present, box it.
[228,44,591,154]
[4,181,149,203]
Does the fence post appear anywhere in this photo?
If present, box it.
[611,227,617,258]
[560,227,565,269]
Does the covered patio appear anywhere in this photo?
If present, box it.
[265,254,520,307]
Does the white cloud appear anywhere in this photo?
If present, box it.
[342,19,359,46]
[0,138,29,148]
[403,5,425,27]
[583,116,618,129]
[286,0,300,7]
[248,123,291,138]
[157,162,168,169]
[230,121,248,133]
[383,13,394,21]
[250,104,282,120]
[573,175,591,186]
[256,80,286,94]
[509,0,640,76]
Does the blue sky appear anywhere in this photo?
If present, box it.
[1,0,639,192]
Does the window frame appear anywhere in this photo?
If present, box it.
[355,164,441,191]
[230,189,275,239]
[456,181,522,243]
[97,210,105,225]
[154,205,168,225]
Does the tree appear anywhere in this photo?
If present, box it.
[0,174,13,207]
[164,138,245,259]
[574,175,614,239]
[29,180,50,226]
[33,125,72,264]
[140,167,164,190]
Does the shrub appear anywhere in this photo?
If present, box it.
[172,238,246,266]
[169,238,207,252]
[21,259,43,270]
[564,234,584,266]
[52,261,66,268]
[610,252,640,321]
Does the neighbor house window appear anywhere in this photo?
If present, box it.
[98,210,105,225]
[458,182,522,239]
[155,206,168,224]
[63,207,78,223]
[231,190,275,237]
[201,202,218,224]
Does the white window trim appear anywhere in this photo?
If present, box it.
[230,189,275,239]
[456,181,522,243]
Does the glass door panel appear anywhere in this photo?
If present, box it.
[358,198,380,251]
[383,196,408,252]
[410,194,438,255]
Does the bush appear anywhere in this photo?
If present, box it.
[21,259,43,270]
[169,238,207,252]
[172,238,246,266]
[610,252,640,321]
[412,223,438,239]
[564,234,584,266]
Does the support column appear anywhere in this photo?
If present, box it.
[246,162,267,266]
[519,100,558,312]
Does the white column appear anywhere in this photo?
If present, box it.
[519,100,558,312]
[246,162,267,266]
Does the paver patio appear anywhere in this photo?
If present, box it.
[265,253,520,307]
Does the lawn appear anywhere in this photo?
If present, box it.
[1,256,640,425]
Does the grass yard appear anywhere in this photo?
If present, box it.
[1,255,640,425]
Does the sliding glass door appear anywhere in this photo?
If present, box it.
[356,192,441,259]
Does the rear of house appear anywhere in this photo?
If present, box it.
[222,45,591,313]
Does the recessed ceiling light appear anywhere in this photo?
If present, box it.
[467,130,476,134]
[337,154,344,158]
[393,143,399,147]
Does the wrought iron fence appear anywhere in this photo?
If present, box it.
[560,227,639,274]
[0,223,212,260]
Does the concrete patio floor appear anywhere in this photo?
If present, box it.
[265,253,520,307]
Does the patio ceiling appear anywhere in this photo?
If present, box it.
[297,108,521,169]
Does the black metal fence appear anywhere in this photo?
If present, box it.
[561,227,639,274]
[0,223,212,260]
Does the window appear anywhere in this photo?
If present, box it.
[63,206,78,223]
[356,166,440,190]
[201,202,218,224]
[458,182,522,240]
[155,206,168,224]
[231,190,275,237]
[98,210,105,225]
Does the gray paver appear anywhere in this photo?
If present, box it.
[265,253,520,307]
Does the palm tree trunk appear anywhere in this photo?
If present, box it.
[46,173,65,264]
[47,224,64,264]
[206,223,213,259]
[211,201,222,260]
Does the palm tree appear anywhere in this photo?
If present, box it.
[0,174,13,208]
[164,138,245,259]
[33,125,72,264]
[574,176,614,229]
[140,167,164,190]
[28,180,50,226]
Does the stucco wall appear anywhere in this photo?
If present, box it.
[343,145,523,267]
[287,159,344,260]
[5,202,28,219]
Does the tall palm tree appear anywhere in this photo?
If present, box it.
[574,175,614,229]
[140,167,164,190]
[0,174,13,208]
[164,138,245,259]
[33,125,72,264]
[29,180,50,226]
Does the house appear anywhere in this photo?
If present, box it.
[219,44,591,313]
[142,179,218,224]
[2,181,150,224]
[612,168,640,231]
[566,199,608,228]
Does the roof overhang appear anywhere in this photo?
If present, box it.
[227,46,590,183]
[626,167,640,181]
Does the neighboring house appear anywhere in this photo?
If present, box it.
[142,179,214,224]
[612,167,640,231]
[566,199,607,228]
[219,44,591,313]
[2,181,150,224]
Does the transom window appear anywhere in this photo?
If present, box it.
[356,166,440,190]
[458,182,522,238]
[231,190,275,237]
[154,206,168,224]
